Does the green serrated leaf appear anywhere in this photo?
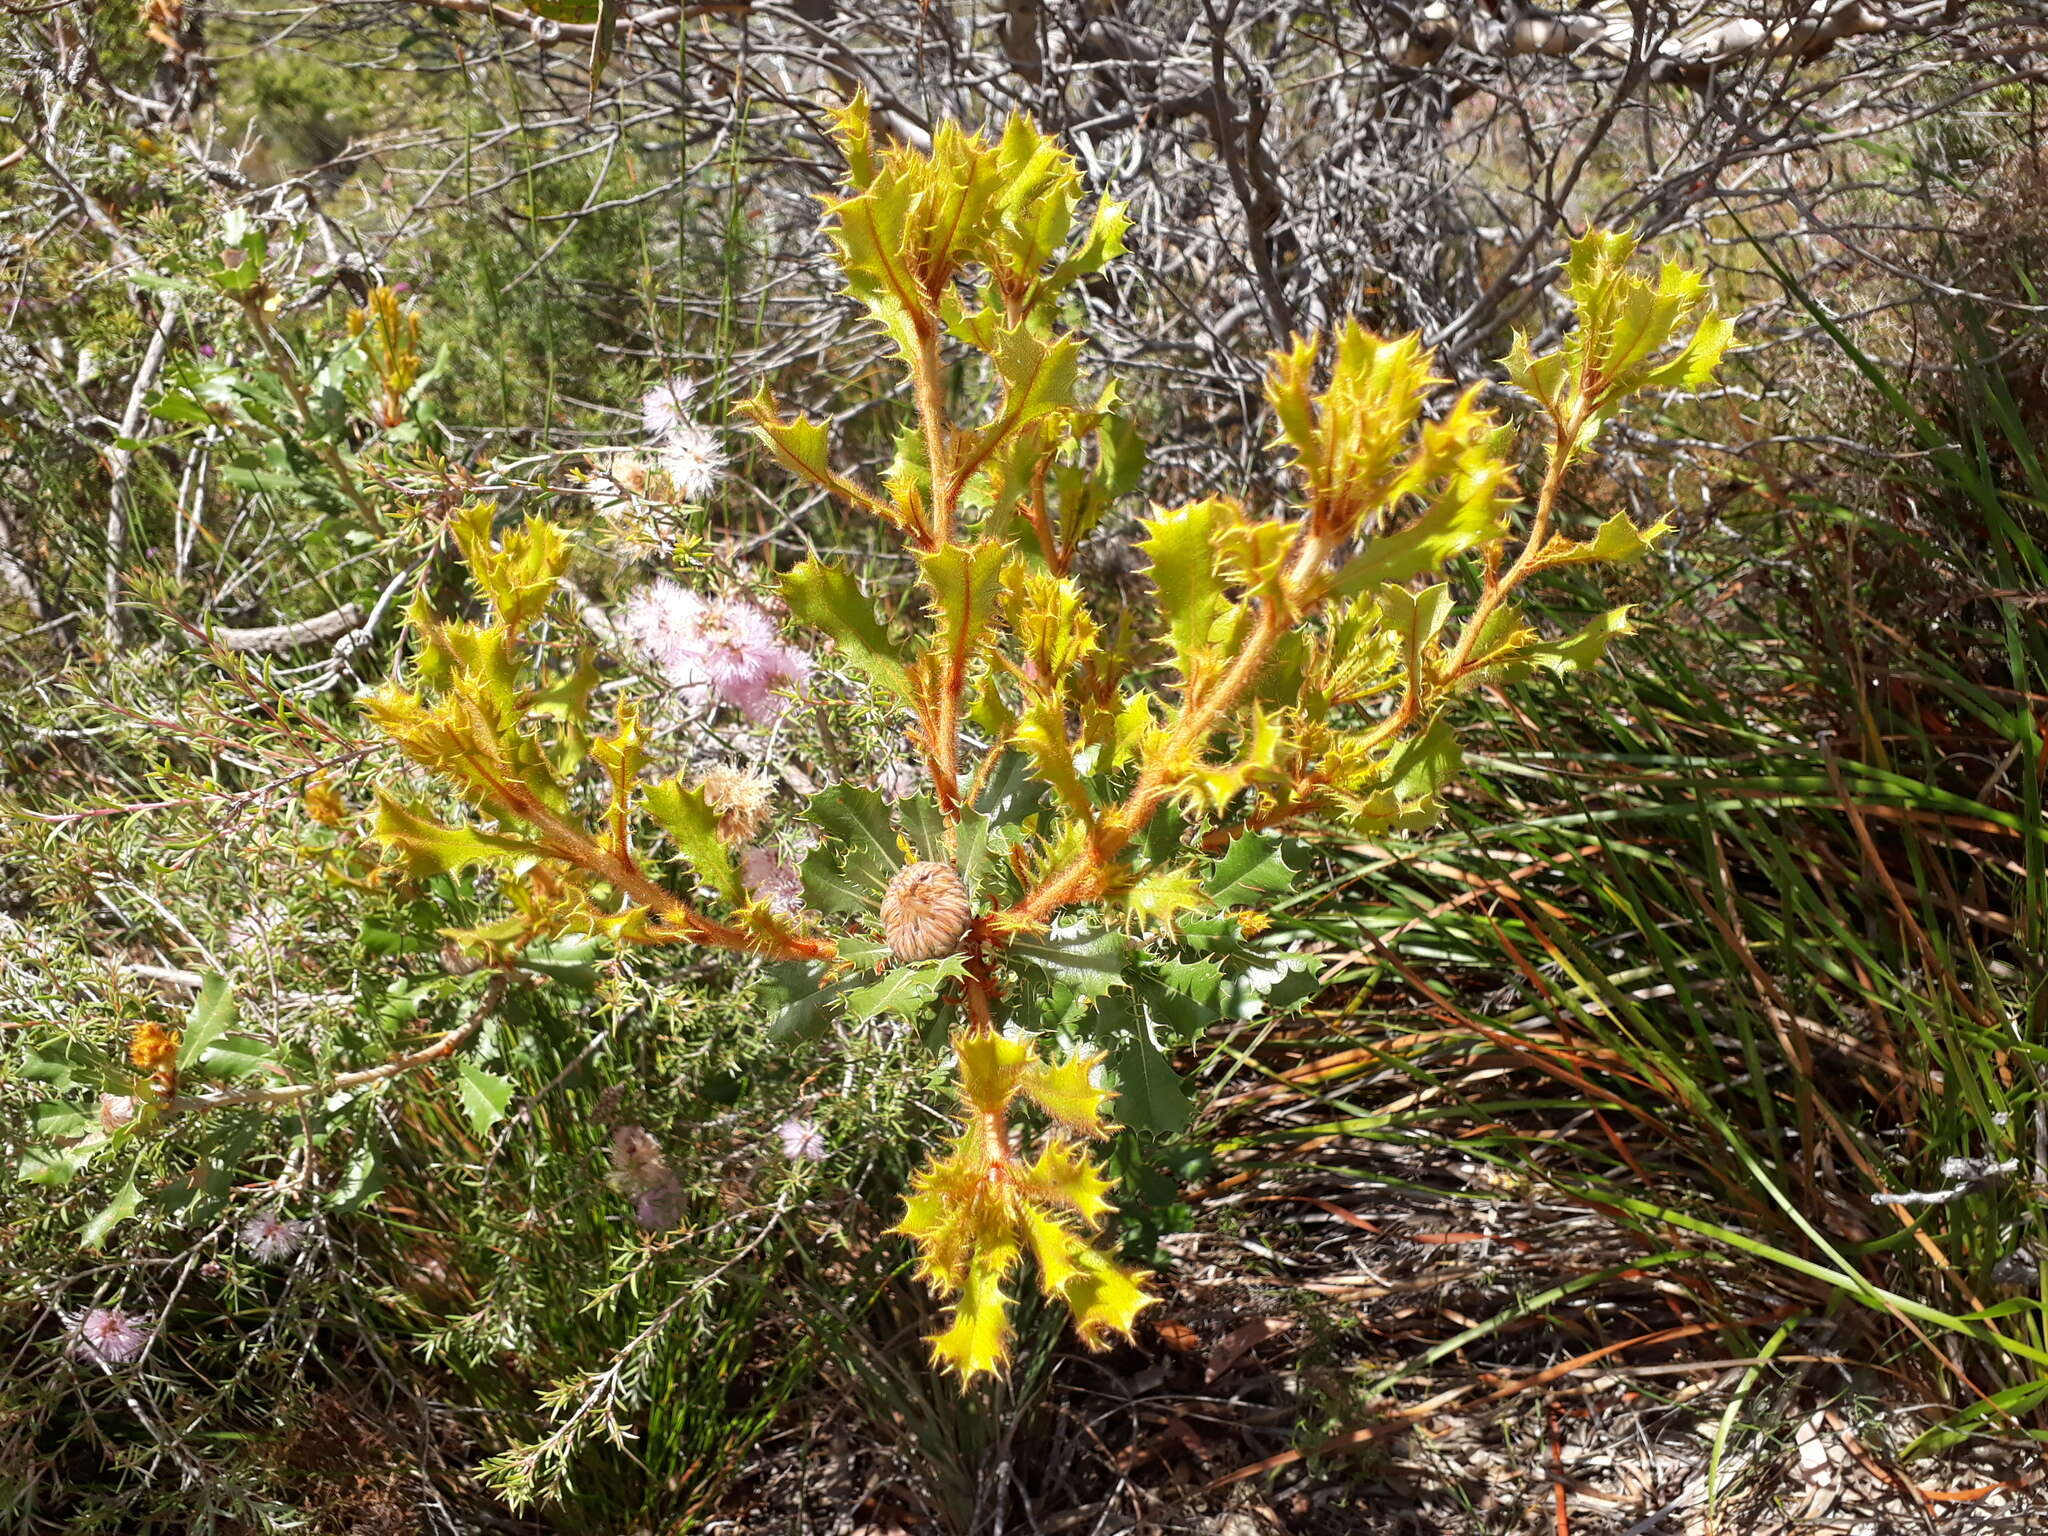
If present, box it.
[763,963,852,1043]
[456,1060,515,1137]
[20,1139,101,1187]
[844,953,970,1023]
[1098,412,1146,499]
[1329,468,1511,598]
[801,785,905,901]
[1521,605,1640,676]
[33,1102,93,1139]
[955,803,994,885]
[1204,834,1296,905]
[898,793,949,864]
[198,1035,278,1080]
[80,1173,142,1249]
[1135,965,1224,1042]
[799,845,879,916]
[1536,512,1673,570]
[1382,715,1462,809]
[643,778,744,906]
[781,559,911,698]
[974,748,1045,828]
[178,973,237,1069]
[1112,1039,1191,1134]
[1097,994,1191,1134]
[1008,926,1128,998]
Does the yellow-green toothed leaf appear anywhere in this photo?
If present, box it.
[1062,1241,1155,1351]
[956,1031,1031,1114]
[1328,449,1513,599]
[1012,700,1094,821]
[1503,328,1570,415]
[830,92,877,188]
[1380,715,1463,824]
[450,502,567,635]
[1019,1049,1113,1137]
[1513,228,1731,458]
[1521,605,1641,676]
[1110,691,1156,769]
[1533,512,1673,570]
[1119,864,1209,933]
[1049,198,1131,287]
[918,539,1011,646]
[1021,1139,1115,1225]
[1264,322,1435,536]
[589,699,646,861]
[1020,1204,1089,1298]
[1137,497,1235,687]
[642,778,743,906]
[928,1240,1019,1382]
[738,391,887,516]
[373,792,544,879]
[982,323,1084,447]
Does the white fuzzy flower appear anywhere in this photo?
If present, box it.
[776,1116,827,1162]
[240,1209,310,1263]
[657,419,728,503]
[641,375,698,439]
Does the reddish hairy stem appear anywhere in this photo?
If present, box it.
[1440,416,1578,682]
[518,796,835,963]
[1001,595,1296,931]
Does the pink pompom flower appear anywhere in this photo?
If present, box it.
[71,1306,152,1365]
[618,580,812,723]
[740,847,805,913]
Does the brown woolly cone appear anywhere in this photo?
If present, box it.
[880,861,973,962]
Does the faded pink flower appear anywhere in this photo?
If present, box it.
[640,375,698,439]
[740,847,804,913]
[72,1306,151,1365]
[876,762,922,803]
[618,580,812,723]
[776,1116,827,1162]
[240,1210,309,1263]
[608,1125,683,1232]
[634,1185,683,1232]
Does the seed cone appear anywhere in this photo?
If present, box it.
[881,861,972,962]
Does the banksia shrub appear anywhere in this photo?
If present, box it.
[18,98,1726,1388]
